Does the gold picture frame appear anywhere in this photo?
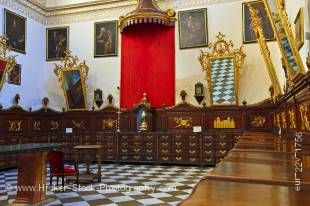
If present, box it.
[178,8,208,49]
[54,50,89,111]
[46,26,69,61]
[262,0,305,81]
[294,8,304,50]
[199,33,246,106]
[242,1,275,44]
[4,9,27,54]
[94,20,118,57]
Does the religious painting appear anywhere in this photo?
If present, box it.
[8,64,21,85]
[63,70,86,110]
[242,1,275,43]
[4,9,26,54]
[46,27,69,61]
[209,57,237,105]
[294,8,304,50]
[178,9,208,49]
[94,21,118,57]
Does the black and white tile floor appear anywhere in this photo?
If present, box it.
[0,164,212,206]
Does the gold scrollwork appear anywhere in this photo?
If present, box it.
[214,117,235,129]
[72,120,85,129]
[33,121,41,131]
[174,117,192,128]
[50,121,60,130]
[103,119,117,129]
[251,116,266,128]
[281,112,287,129]
[276,113,281,128]
[54,50,89,111]
[0,36,17,92]
[8,120,22,132]
[288,109,297,129]
[299,105,310,131]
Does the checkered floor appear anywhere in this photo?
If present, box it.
[0,164,212,206]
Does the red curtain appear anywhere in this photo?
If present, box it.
[121,24,175,109]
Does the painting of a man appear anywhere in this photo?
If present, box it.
[94,21,118,57]
[243,1,275,43]
[294,8,304,50]
[46,27,69,61]
[179,9,208,49]
[4,9,26,54]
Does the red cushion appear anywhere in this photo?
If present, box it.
[64,167,77,174]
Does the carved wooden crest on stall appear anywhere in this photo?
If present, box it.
[0,36,17,92]
[54,50,89,111]
[199,32,246,106]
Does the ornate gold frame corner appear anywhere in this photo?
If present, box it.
[199,32,246,106]
[262,0,305,81]
[54,50,89,111]
[0,36,17,93]
[294,8,304,51]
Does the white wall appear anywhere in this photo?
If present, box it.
[0,0,308,110]
[0,5,46,110]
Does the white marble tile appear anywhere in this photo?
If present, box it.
[137,198,164,205]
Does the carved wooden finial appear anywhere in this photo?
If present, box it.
[42,97,49,108]
[13,94,20,106]
[180,90,187,102]
[107,94,113,105]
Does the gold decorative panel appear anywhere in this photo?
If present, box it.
[8,120,22,132]
[103,119,117,129]
[214,117,235,129]
[251,116,266,128]
[288,108,296,129]
[281,112,287,129]
[299,105,310,131]
[174,117,192,128]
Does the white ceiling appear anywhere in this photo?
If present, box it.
[45,0,99,7]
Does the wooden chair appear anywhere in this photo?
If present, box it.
[48,150,79,187]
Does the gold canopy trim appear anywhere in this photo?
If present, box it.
[119,0,176,32]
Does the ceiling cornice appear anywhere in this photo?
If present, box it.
[1,0,243,25]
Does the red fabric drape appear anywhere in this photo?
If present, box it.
[121,24,175,109]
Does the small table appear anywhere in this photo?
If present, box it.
[72,145,102,183]
[0,143,68,206]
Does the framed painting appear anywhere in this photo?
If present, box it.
[4,9,26,54]
[94,21,118,57]
[294,8,304,50]
[46,27,69,61]
[8,63,21,85]
[178,9,208,49]
[209,56,238,106]
[242,1,275,43]
[63,70,86,110]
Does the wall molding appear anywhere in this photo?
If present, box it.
[1,0,242,25]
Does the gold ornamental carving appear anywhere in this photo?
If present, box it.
[174,117,192,128]
[72,120,85,129]
[103,119,117,129]
[299,105,310,131]
[0,36,17,92]
[281,112,287,129]
[288,109,296,129]
[248,4,282,96]
[8,120,22,132]
[33,121,41,131]
[251,116,266,128]
[214,117,235,129]
[50,121,60,130]
[276,113,281,128]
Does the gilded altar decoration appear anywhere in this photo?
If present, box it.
[0,35,17,93]
[281,112,287,129]
[288,109,296,129]
[214,117,235,129]
[54,50,89,111]
[72,120,85,129]
[262,0,305,80]
[299,105,310,131]
[199,32,246,106]
[251,116,266,128]
[50,121,60,130]
[248,4,282,96]
[33,121,41,131]
[119,0,176,32]
[174,117,193,128]
[103,119,117,129]
[8,120,22,132]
